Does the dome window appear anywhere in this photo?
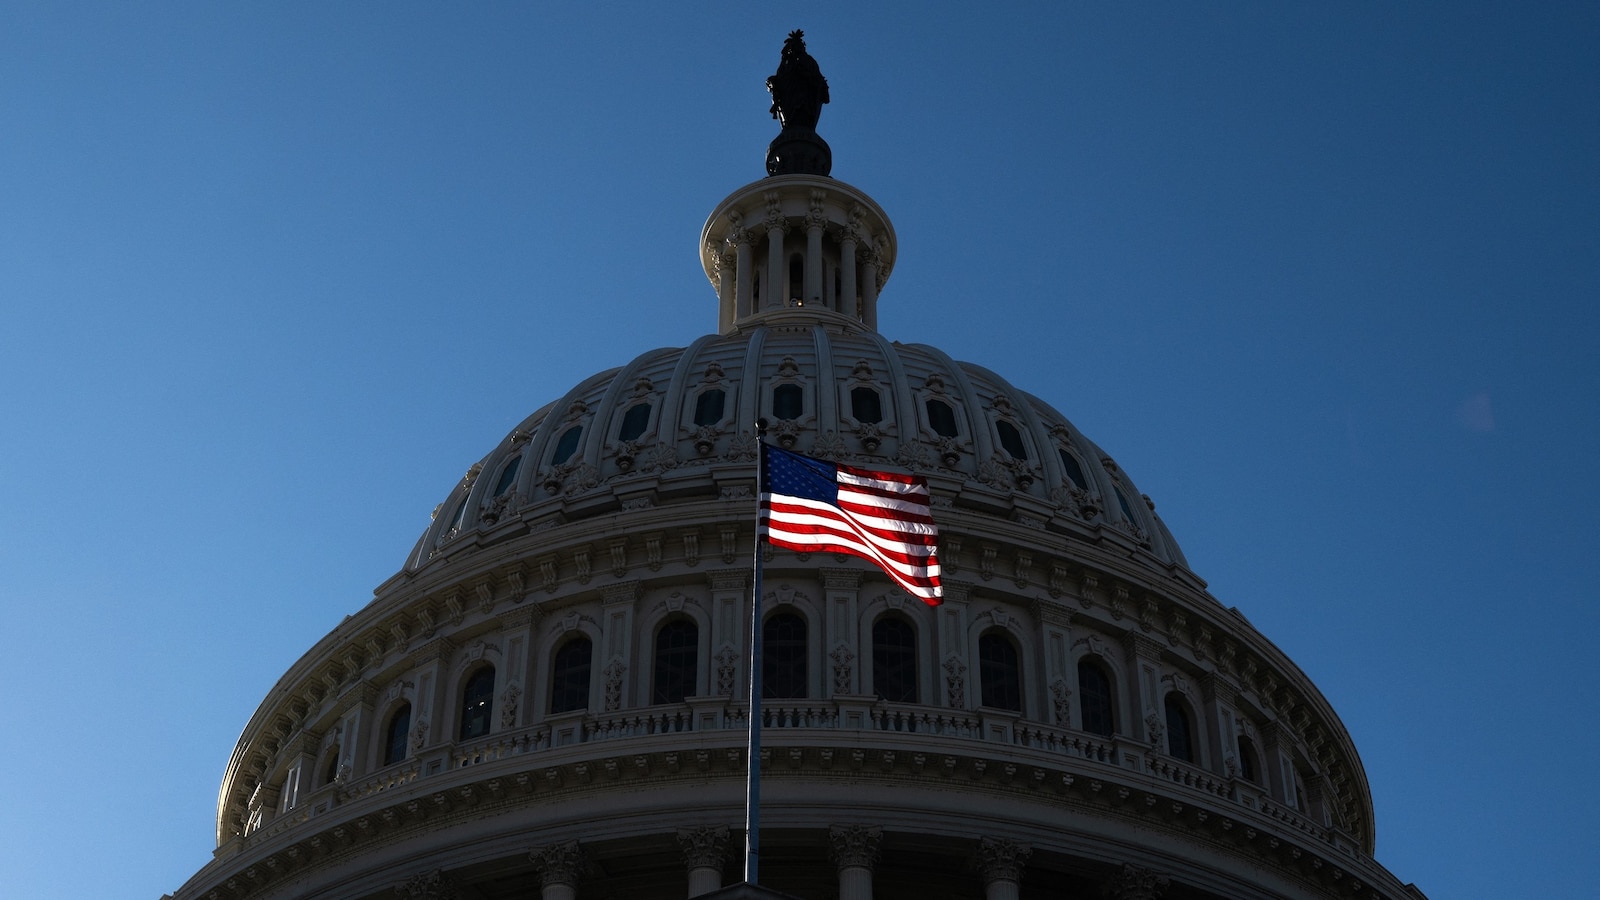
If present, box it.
[618,403,651,442]
[1115,487,1138,523]
[693,389,726,427]
[551,426,583,465]
[762,612,808,699]
[320,746,340,787]
[978,632,1022,712]
[772,384,803,421]
[996,420,1028,460]
[459,666,495,741]
[926,399,958,438]
[549,637,592,714]
[872,615,917,703]
[1164,694,1195,763]
[1237,734,1260,783]
[1058,449,1088,491]
[382,703,411,767]
[850,387,883,424]
[652,619,699,704]
[1077,659,1115,737]
[493,457,522,497]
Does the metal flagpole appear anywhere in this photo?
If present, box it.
[744,419,769,885]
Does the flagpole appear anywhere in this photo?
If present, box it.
[744,418,769,885]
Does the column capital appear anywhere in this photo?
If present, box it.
[828,824,883,870]
[530,841,586,888]
[974,837,1031,885]
[1110,863,1170,900]
[676,825,731,871]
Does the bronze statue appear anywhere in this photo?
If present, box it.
[766,30,830,132]
[764,30,833,177]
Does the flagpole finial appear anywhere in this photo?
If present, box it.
[756,418,769,438]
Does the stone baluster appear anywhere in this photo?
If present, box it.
[529,841,585,900]
[677,825,730,898]
[974,838,1030,900]
[828,825,882,900]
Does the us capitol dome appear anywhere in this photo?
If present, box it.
[169,34,1426,900]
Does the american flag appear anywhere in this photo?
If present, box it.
[760,444,943,604]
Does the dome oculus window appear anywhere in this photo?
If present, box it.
[618,403,650,442]
[996,420,1028,460]
[926,399,958,438]
[458,666,495,740]
[871,615,917,703]
[772,384,803,421]
[382,703,411,767]
[762,612,808,699]
[1077,659,1115,737]
[1164,694,1195,762]
[850,387,883,424]
[652,619,699,704]
[693,389,726,427]
[552,426,583,465]
[978,632,1022,711]
[549,637,592,714]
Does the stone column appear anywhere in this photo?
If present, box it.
[734,229,755,320]
[804,192,825,305]
[677,826,730,898]
[839,232,858,320]
[829,825,882,900]
[974,838,1030,900]
[764,191,785,310]
[1109,864,1169,900]
[860,250,879,327]
[530,841,585,900]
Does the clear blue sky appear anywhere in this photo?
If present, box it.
[2,4,1596,898]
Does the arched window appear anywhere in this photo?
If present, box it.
[1237,734,1260,783]
[763,612,807,699]
[447,496,469,533]
[1115,487,1138,523]
[996,420,1028,459]
[1058,448,1088,491]
[926,399,958,438]
[1077,659,1115,737]
[382,703,411,767]
[618,403,651,442]
[1164,694,1195,762]
[772,384,803,420]
[493,456,522,496]
[321,746,341,787]
[871,615,917,702]
[851,387,883,424]
[978,632,1022,711]
[653,619,699,704]
[549,637,592,714]
[459,666,495,740]
[552,426,583,465]
[694,389,726,427]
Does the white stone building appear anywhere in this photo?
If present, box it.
[166,68,1428,900]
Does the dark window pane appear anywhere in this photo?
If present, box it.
[1078,660,1115,737]
[1116,488,1137,522]
[1165,694,1194,762]
[383,703,411,766]
[773,384,803,421]
[694,390,726,426]
[926,399,958,438]
[448,497,468,531]
[459,667,495,740]
[619,403,650,442]
[978,633,1021,711]
[550,638,592,713]
[872,616,917,702]
[997,420,1028,460]
[322,747,341,786]
[1237,735,1259,783]
[653,619,699,704]
[763,612,807,699]
[552,426,583,465]
[1058,449,1087,491]
[851,387,883,424]
[788,254,803,303]
[494,457,522,497]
